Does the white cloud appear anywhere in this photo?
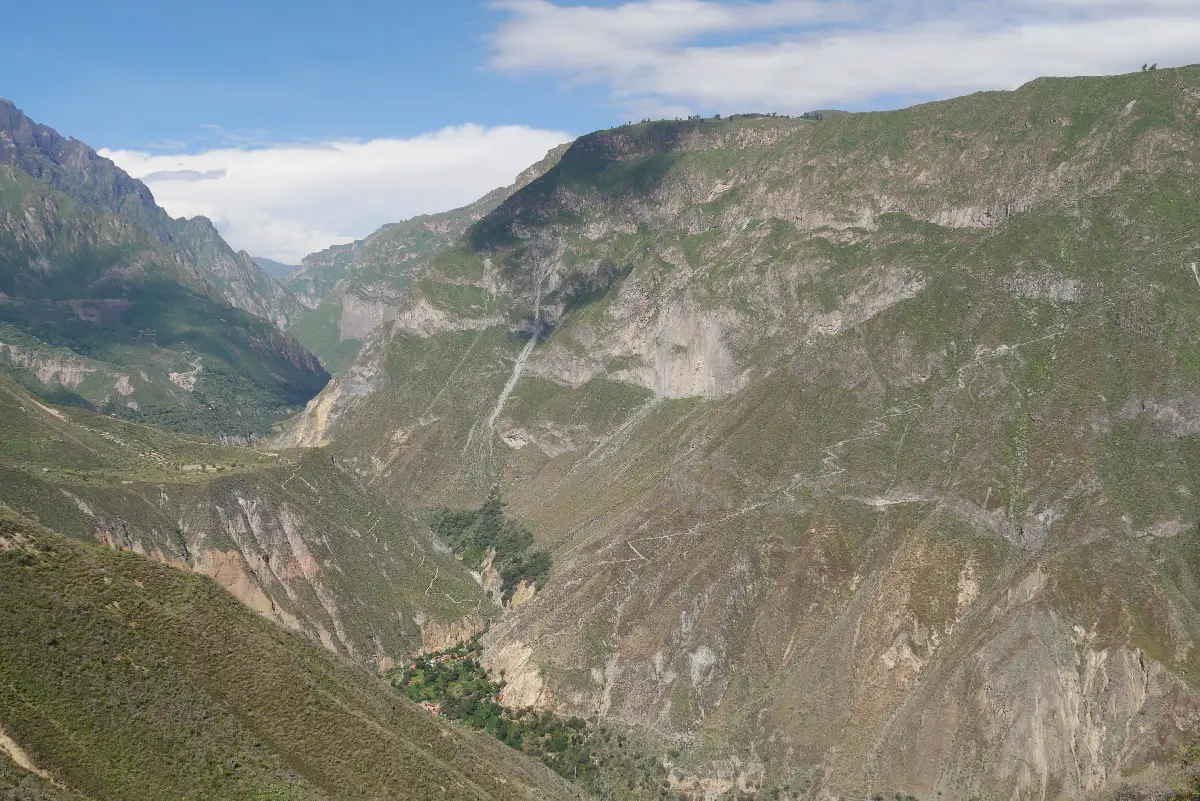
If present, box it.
[490,0,1200,116]
[101,124,572,263]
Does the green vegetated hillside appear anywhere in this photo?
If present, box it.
[0,99,306,329]
[287,143,570,373]
[0,100,325,438]
[0,506,579,800]
[0,373,493,673]
[388,639,679,799]
[280,66,1200,799]
[427,487,553,603]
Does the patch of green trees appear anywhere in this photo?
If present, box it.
[425,487,551,602]
[388,639,675,796]
[388,641,599,784]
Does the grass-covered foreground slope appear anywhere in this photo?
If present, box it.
[283,66,1200,799]
[0,507,579,800]
[0,374,493,671]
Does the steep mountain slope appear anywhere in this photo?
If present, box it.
[0,505,579,800]
[0,99,305,328]
[0,102,327,437]
[288,143,570,372]
[284,66,1200,799]
[170,215,307,330]
[0,101,174,243]
[0,374,493,668]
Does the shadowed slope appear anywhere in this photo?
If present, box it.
[0,101,324,437]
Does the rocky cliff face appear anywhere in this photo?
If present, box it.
[0,342,100,389]
[74,468,485,667]
[284,67,1200,799]
[252,256,295,280]
[0,98,172,242]
[289,240,363,310]
[287,143,571,370]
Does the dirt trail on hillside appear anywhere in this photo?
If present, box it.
[0,727,60,787]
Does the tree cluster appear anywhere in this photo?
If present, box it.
[426,487,552,601]
[387,642,605,786]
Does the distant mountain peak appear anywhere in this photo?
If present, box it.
[252,256,298,280]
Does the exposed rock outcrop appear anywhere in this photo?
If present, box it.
[420,614,488,653]
[0,343,98,388]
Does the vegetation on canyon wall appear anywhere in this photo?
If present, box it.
[427,487,552,602]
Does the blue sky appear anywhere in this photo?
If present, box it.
[2,1,614,151]
[4,1,1198,262]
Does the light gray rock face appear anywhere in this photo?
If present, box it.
[0,342,99,388]
[288,240,361,310]
[337,294,399,341]
[286,143,573,369]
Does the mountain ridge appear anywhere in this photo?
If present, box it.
[0,101,328,437]
[0,98,306,328]
[254,255,297,280]
[279,64,1200,799]
[286,142,572,371]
